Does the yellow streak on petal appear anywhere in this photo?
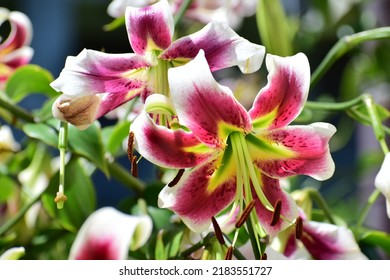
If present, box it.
[252,109,278,131]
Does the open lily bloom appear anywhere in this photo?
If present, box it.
[51,0,264,129]
[0,8,33,86]
[374,152,390,219]
[69,207,153,260]
[131,50,336,242]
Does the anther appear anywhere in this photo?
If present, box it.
[260,253,268,260]
[270,200,282,226]
[224,246,233,260]
[295,216,303,240]
[127,131,135,164]
[235,200,255,228]
[168,169,185,187]
[211,216,225,245]
[131,156,138,178]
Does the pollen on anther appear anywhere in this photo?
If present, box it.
[211,216,225,245]
[295,216,303,239]
[127,131,135,164]
[168,169,185,187]
[131,155,138,177]
[235,200,255,228]
[270,200,282,226]
[224,246,233,260]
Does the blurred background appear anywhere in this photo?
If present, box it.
[1,0,390,257]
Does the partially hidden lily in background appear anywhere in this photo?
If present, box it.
[0,8,33,87]
[131,50,336,253]
[375,152,390,219]
[69,207,153,260]
[51,0,264,129]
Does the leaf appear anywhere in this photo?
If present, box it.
[0,174,16,203]
[23,123,58,148]
[41,158,97,232]
[102,120,131,155]
[103,16,125,32]
[359,230,390,255]
[5,65,59,102]
[68,122,108,175]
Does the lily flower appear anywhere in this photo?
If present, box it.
[69,207,153,260]
[0,247,25,260]
[0,8,33,87]
[51,0,264,129]
[374,152,390,219]
[131,50,336,240]
[275,217,368,260]
[0,125,20,164]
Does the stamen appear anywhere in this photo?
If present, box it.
[270,200,282,226]
[260,253,268,260]
[168,169,185,187]
[211,216,225,245]
[131,156,138,177]
[295,216,303,240]
[235,200,255,228]
[127,131,134,163]
[224,246,233,260]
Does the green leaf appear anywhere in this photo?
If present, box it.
[102,120,131,156]
[23,123,58,148]
[41,158,96,232]
[359,230,390,255]
[5,65,59,102]
[0,174,16,203]
[68,122,108,175]
[103,16,125,32]
[256,0,293,56]
[155,230,167,260]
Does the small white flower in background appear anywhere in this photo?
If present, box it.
[69,207,153,260]
[374,152,390,219]
[0,247,25,260]
[0,125,20,164]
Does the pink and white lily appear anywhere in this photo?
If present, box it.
[131,50,336,239]
[69,207,153,260]
[51,0,264,129]
[0,8,33,87]
[374,152,390,219]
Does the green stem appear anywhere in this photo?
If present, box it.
[0,188,45,236]
[56,122,68,209]
[304,94,365,111]
[0,94,36,123]
[307,188,336,224]
[107,159,145,195]
[173,0,193,27]
[311,27,390,88]
[356,189,381,229]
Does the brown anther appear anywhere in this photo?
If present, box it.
[168,169,185,187]
[270,200,282,226]
[295,216,303,240]
[260,253,268,260]
[224,246,233,260]
[131,156,138,177]
[127,131,135,164]
[211,216,225,245]
[235,200,255,228]
[54,191,68,203]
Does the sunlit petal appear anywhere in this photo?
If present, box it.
[131,111,215,168]
[374,152,390,219]
[125,0,173,55]
[168,50,252,147]
[161,21,265,73]
[249,53,310,130]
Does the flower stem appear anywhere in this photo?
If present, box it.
[356,189,381,229]
[173,0,193,27]
[55,121,68,209]
[311,27,390,88]
[0,94,36,123]
[107,159,145,195]
[307,188,336,224]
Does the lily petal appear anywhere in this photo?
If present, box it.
[253,174,299,237]
[131,110,215,168]
[168,50,252,147]
[249,53,310,130]
[108,0,154,18]
[0,9,32,54]
[160,21,265,73]
[249,123,336,181]
[158,154,237,233]
[69,207,153,260]
[50,49,152,128]
[125,0,174,55]
[301,221,367,260]
[374,152,390,219]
